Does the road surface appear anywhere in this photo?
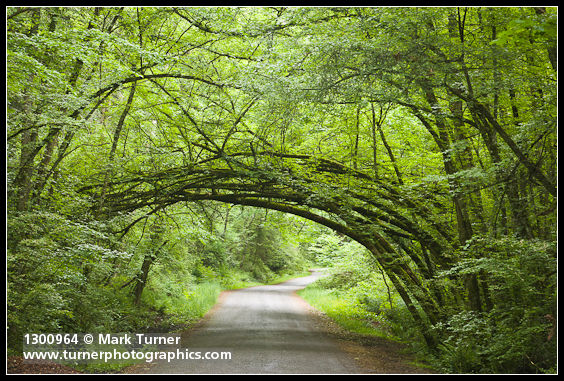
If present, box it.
[143,270,362,374]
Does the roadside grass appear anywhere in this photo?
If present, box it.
[297,283,392,339]
[297,281,436,372]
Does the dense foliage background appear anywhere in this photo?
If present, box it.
[7,7,557,373]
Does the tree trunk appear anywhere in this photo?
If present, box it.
[98,81,138,215]
[133,239,167,306]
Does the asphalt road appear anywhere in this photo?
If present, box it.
[143,270,362,374]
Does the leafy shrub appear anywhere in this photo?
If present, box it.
[432,237,557,373]
[7,212,137,349]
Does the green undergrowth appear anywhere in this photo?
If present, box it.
[297,277,434,372]
[298,283,392,339]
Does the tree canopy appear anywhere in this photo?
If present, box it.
[7,7,557,373]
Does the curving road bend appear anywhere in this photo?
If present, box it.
[143,270,362,374]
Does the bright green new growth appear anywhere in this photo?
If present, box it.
[7,7,557,374]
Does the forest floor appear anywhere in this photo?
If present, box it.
[6,356,82,374]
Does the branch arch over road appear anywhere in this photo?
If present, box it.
[83,149,457,347]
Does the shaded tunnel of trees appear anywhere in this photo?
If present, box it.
[7,7,557,373]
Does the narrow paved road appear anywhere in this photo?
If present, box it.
[143,270,362,374]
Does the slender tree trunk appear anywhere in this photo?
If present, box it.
[133,254,153,306]
[370,103,378,179]
[31,130,59,205]
[373,103,403,185]
[15,125,38,211]
[133,239,167,305]
[97,82,138,215]
[352,105,360,170]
